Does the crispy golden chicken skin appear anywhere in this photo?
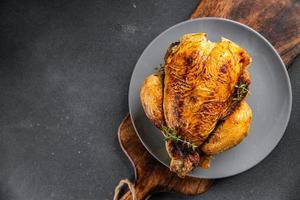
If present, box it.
[164,34,251,146]
[140,72,164,128]
[140,33,252,177]
[202,100,252,155]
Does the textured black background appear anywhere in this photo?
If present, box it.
[0,0,299,200]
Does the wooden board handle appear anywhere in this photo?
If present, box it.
[120,183,153,200]
[116,115,213,200]
[191,0,300,66]
[114,178,155,200]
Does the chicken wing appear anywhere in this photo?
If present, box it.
[202,100,252,155]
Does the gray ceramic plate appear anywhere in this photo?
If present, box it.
[128,18,292,179]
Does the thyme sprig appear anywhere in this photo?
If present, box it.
[154,64,164,74]
[161,125,197,150]
[233,83,250,101]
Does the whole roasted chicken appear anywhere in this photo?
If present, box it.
[140,33,252,177]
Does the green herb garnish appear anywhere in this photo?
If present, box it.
[233,83,250,101]
[161,125,197,150]
[154,64,164,74]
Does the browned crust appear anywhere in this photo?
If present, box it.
[163,34,251,146]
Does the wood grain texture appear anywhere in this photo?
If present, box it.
[118,114,213,200]
[191,0,300,66]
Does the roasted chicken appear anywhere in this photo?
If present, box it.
[140,33,252,177]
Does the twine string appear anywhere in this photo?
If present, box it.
[113,179,136,200]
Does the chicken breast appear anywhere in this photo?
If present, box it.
[164,33,251,146]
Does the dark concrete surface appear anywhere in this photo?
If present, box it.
[0,0,299,200]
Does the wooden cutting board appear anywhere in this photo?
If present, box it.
[115,1,300,199]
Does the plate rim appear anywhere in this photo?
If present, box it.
[128,17,293,179]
